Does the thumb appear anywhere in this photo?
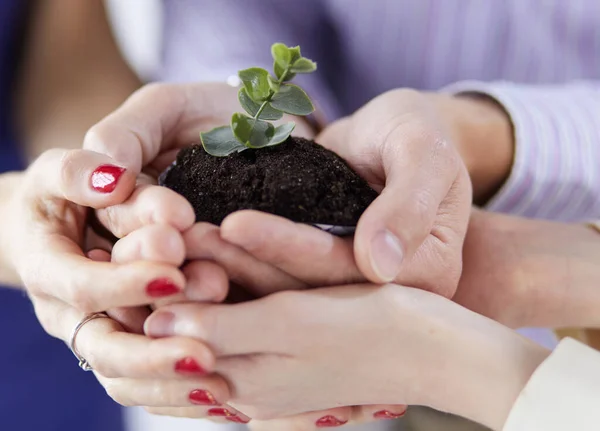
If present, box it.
[27,148,136,209]
[353,139,458,283]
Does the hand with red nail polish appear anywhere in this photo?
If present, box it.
[145,284,549,431]
[2,148,191,312]
[0,148,240,422]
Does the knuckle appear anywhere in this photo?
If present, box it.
[67,287,98,314]
[58,150,83,195]
[134,82,176,102]
[101,205,127,238]
[83,124,108,151]
[410,190,436,227]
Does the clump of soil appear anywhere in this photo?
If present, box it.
[160,137,378,226]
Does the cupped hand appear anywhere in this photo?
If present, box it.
[215,208,600,330]
[316,89,472,295]
[0,148,248,422]
[83,82,314,240]
[3,148,188,312]
[145,284,549,431]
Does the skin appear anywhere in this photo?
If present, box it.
[144,283,551,431]
[1,71,547,427]
[75,83,518,429]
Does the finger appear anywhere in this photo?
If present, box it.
[32,296,215,379]
[183,261,229,303]
[83,82,239,172]
[354,121,460,283]
[247,408,351,430]
[95,184,195,238]
[97,374,229,408]
[110,228,228,304]
[221,211,363,286]
[184,223,306,297]
[144,299,281,356]
[144,405,250,424]
[21,238,186,312]
[27,148,136,207]
[111,224,186,266]
[353,404,408,422]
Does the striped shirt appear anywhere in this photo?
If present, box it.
[159,0,600,223]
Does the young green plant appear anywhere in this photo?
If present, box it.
[200,43,317,156]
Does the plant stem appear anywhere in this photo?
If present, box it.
[253,66,290,120]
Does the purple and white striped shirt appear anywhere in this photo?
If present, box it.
[158,0,600,224]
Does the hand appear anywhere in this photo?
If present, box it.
[212,208,600,330]
[0,149,248,422]
[2,149,188,311]
[145,284,550,431]
[315,89,472,295]
[82,82,315,240]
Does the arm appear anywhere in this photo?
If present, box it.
[504,338,600,431]
[0,172,23,287]
[442,81,600,221]
[15,0,141,159]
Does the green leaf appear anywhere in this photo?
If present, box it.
[267,75,280,92]
[200,126,246,157]
[270,84,315,116]
[267,122,296,146]
[290,57,317,73]
[273,61,296,81]
[238,67,271,101]
[288,46,302,63]
[238,88,283,120]
[271,43,291,68]
[231,112,275,148]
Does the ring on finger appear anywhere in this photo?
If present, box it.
[69,312,111,371]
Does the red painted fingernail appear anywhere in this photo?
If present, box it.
[316,415,347,427]
[373,408,407,419]
[146,278,180,297]
[227,416,250,424]
[90,165,125,193]
[175,357,206,375]
[188,389,217,405]
[208,408,234,417]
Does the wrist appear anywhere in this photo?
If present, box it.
[0,172,24,287]
[424,305,549,430]
[430,92,514,205]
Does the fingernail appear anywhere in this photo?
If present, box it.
[208,408,235,417]
[373,408,407,419]
[90,164,125,193]
[227,416,250,424]
[145,311,175,337]
[146,278,180,298]
[370,230,403,282]
[316,415,348,427]
[189,389,217,405]
[175,357,206,375]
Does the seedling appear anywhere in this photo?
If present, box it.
[200,43,317,156]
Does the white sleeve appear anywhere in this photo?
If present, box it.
[503,338,600,431]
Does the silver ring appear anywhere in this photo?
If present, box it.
[69,312,110,371]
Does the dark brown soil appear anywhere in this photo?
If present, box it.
[160,137,378,226]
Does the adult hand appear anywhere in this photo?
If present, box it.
[0,149,249,422]
[213,208,600,331]
[145,284,550,431]
[83,82,314,240]
[314,89,472,294]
